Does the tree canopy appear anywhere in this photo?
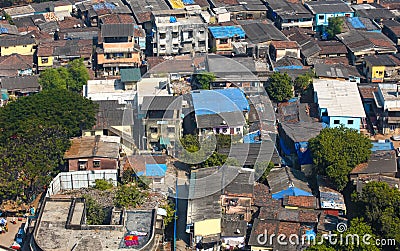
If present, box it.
[327,17,344,40]
[0,89,97,202]
[309,126,372,191]
[179,134,229,168]
[352,182,400,249]
[294,71,313,92]
[193,72,215,90]
[266,72,293,102]
[39,58,89,92]
[114,184,148,208]
[0,88,97,141]
[307,218,379,251]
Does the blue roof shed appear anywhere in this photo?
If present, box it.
[191,88,249,115]
[145,164,167,177]
[208,26,246,39]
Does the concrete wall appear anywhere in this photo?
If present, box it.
[68,157,118,171]
[46,170,118,197]
[328,116,361,131]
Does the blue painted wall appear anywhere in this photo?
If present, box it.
[328,116,361,131]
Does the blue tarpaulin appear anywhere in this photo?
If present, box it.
[280,138,292,155]
[145,164,167,177]
[170,16,177,23]
[272,187,313,200]
[295,142,313,165]
[182,0,195,4]
[208,26,246,39]
[371,141,394,152]
[243,131,261,143]
[191,88,249,115]
[347,17,365,29]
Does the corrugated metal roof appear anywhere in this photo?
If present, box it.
[313,79,366,118]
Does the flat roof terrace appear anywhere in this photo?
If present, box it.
[34,198,155,251]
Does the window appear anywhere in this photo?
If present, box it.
[348,120,354,125]
[167,127,174,133]
[345,13,351,17]
[199,41,206,46]
[78,161,87,170]
[219,38,228,44]
[150,127,158,133]
[93,160,101,168]
[41,58,48,64]
[172,32,179,38]
[334,120,340,124]
[319,15,324,20]
[4,47,9,49]
[236,127,241,132]
[23,45,27,47]
[188,31,193,38]
[160,45,166,50]
[160,33,166,39]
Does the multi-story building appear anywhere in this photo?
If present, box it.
[305,0,354,32]
[313,79,366,131]
[374,83,400,134]
[141,96,183,154]
[266,0,314,30]
[96,14,143,76]
[151,9,208,56]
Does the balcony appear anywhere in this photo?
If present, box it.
[103,42,136,53]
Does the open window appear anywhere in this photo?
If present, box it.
[93,160,101,168]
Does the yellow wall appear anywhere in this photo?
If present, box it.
[37,56,54,67]
[194,218,221,236]
[1,44,35,56]
[370,65,385,82]
[54,5,73,13]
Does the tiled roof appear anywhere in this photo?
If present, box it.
[100,14,135,24]
[64,136,120,159]
[0,54,33,77]
[271,41,299,49]
[317,40,347,55]
[283,195,318,209]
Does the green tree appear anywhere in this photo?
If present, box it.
[39,58,89,92]
[194,72,215,90]
[84,195,106,225]
[93,179,114,191]
[294,71,313,92]
[225,157,239,166]
[39,68,68,90]
[160,200,175,226]
[327,17,344,40]
[0,125,70,201]
[266,72,293,102]
[201,151,227,168]
[255,161,275,184]
[307,218,379,251]
[67,58,89,92]
[114,184,148,209]
[0,88,98,140]
[352,182,400,248]
[309,126,372,191]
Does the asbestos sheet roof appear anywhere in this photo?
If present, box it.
[101,23,134,37]
[240,21,288,44]
[305,0,353,14]
[313,79,366,118]
[1,75,39,92]
[280,122,322,143]
[267,167,312,195]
